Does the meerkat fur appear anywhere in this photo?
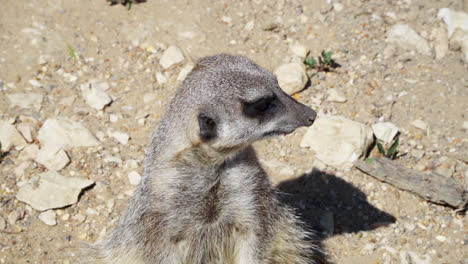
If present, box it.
[81,54,319,264]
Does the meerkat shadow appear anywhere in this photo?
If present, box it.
[276,168,396,262]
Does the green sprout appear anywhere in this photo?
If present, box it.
[377,136,400,159]
[67,45,76,59]
[107,0,132,10]
[304,50,336,77]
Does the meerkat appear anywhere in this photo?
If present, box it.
[81,54,319,264]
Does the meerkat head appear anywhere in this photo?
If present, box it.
[171,54,316,157]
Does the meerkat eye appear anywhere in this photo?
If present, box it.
[242,96,276,118]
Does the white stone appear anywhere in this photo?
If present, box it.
[29,79,42,87]
[18,144,39,161]
[387,24,431,55]
[80,81,112,110]
[274,63,308,95]
[289,42,309,59]
[463,121,468,130]
[300,115,374,169]
[35,144,70,171]
[38,210,57,226]
[411,119,427,131]
[155,72,167,84]
[437,8,468,38]
[14,160,32,178]
[37,118,101,149]
[111,131,129,145]
[109,114,118,123]
[372,122,399,143]
[0,120,27,151]
[128,171,142,186]
[449,28,468,62]
[333,3,344,12]
[327,89,347,103]
[16,171,94,211]
[432,25,448,59]
[244,20,255,31]
[177,64,195,81]
[7,93,43,111]
[160,45,184,69]
[0,217,6,231]
[399,251,431,264]
[16,123,36,143]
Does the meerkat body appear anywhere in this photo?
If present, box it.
[81,54,318,264]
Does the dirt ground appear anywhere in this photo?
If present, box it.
[0,0,467,263]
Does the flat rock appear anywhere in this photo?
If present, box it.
[387,24,431,55]
[160,45,184,69]
[449,28,468,62]
[437,8,468,38]
[327,89,347,103]
[37,118,101,149]
[411,119,427,131]
[432,25,449,59]
[80,81,112,110]
[35,144,70,171]
[18,144,39,161]
[274,63,308,95]
[289,41,309,59]
[300,115,374,169]
[0,120,27,151]
[372,122,399,143]
[16,171,94,211]
[177,64,195,81]
[110,131,129,145]
[16,122,37,143]
[7,93,43,111]
[38,210,57,226]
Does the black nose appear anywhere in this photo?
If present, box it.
[305,108,317,126]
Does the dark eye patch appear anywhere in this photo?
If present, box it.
[242,96,277,119]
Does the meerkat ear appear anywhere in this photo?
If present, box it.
[198,112,217,141]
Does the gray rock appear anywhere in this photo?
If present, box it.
[0,120,27,151]
[387,24,431,55]
[160,45,184,69]
[80,81,112,110]
[7,93,43,111]
[38,210,57,226]
[35,144,70,171]
[300,115,374,169]
[16,171,94,211]
[274,63,308,95]
[37,118,101,149]
[372,122,399,143]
